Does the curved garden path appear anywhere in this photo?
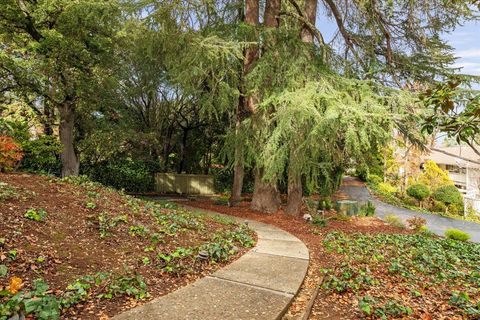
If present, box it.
[113,205,309,320]
[340,177,480,243]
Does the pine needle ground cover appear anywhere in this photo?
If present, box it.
[0,173,254,319]
[322,232,480,319]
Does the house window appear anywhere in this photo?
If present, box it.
[445,165,465,174]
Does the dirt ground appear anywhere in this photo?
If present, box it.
[0,173,252,319]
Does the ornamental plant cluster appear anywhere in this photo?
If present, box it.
[0,136,23,172]
[367,160,464,216]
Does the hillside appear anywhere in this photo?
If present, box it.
[0,173,255,319]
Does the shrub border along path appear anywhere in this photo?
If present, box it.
[342,177,480,242]
[113,205,309,320]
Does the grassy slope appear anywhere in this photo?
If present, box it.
[0,173,254,319]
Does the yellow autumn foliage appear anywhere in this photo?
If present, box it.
[7,276,22,294]
[418,160,453,190]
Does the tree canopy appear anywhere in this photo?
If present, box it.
[1,0,479,213]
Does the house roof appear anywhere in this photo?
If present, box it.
[425,145,480,168]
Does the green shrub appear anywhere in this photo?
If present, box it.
[447,203,463,216]
[406,183,430,205]
[82,160,159,193]
[317,198,333,211]
[0,119,30,142]
[384,214,405,229]
[317,169,344,197]
[377,182,397,195]
[312,215,328,227]
[359,201,376,217]
[356,165,369,181]
[430,200,447,213]
[213,195,229,205]
[403,196,418,207]
[212,168,254,194]
[324,198,333,210]
[20,136,62,175]
[445,229,471,242]
[433,185,463,213]
[367,174,383,185]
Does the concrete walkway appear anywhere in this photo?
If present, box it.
[340,178,480,243]
[113,206,309,320]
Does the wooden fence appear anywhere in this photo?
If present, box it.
[154,173,215,195]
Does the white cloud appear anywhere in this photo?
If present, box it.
[452,62,480,75]
[456,48,480,59]
[453,62,480,68]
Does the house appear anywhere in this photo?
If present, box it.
[425,145,480,212]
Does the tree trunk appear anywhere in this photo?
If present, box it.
[160,128,173,172]
[285,148,302,215]
[58,101,79,177]
[229,110,245,205]
[264,0,281,28]
[244,0,260,114]
[285,0,316,215]
[230,0,259,204]
[178,128,188,174]
[248,0,283,213]
[300,0,317,43]
[251,168,281,213]
[43,101,54,136]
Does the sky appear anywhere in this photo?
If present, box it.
[316,12,480,77]
[445,20,480,76]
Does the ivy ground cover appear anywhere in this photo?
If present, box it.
[186,198,479,319]
[0,173,255,319]
[322,232,480,319]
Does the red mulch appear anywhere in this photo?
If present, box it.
[341,177,367,187]
[183,199,412,320]
[0,173,250,319]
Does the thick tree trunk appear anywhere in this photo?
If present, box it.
[229,111,245,205]
[248,0,283,213]
[285,149,302,215]
[264,0,281,28]
[58,102,79,177]
[300,0,317,42]
[285,0,317,215]
[251,168,281,213]
[244,0,260,114]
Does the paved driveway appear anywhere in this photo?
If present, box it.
[340,178,480,243]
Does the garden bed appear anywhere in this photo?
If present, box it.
[367,182,480,224]
[0,173,255,319]
[185,199,480,319]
